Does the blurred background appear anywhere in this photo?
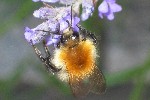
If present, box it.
[0,0,150,100]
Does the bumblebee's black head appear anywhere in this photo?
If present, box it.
[60,27,80,48]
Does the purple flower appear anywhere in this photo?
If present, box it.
[98,0,122,20]
[33,7,57,19]
[25,0,122,46]
[81,0,94,21]
[32,0,59,3]
[24,5,80,45]
[24,22,61,46]
[59,16,80,32]
[59,0,76,5]
[33,0,75,4]
[24,27,46,45]
[24,27,35,44]
[24,21,52,45]
[46,34,61,46]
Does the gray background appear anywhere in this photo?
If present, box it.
[0,0,150,100]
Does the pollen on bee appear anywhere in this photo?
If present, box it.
[52,39,97,82]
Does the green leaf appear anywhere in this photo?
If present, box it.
[129,75,145,100]
[106,57,150,87]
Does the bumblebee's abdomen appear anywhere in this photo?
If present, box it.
[59,39,97,80]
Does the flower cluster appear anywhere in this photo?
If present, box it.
[24,0,122,46]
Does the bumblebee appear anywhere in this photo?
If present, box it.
[31,21,106,97]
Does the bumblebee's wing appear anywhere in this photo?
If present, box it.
[69,75,92,97]
[69,66,106,97]
[90,66,106,94]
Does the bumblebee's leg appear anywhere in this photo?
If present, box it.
[77,24,97,44]
[30,41,60,73]
[42,41,61,73]
[31,42,50,71]
[55,41,61,48]
[31,42,46,62]
[43,40,50,57]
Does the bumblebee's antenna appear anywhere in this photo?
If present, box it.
[71,5,73,27]
[66,5,73,29]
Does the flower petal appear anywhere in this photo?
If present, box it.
[110,3,122,12]
[46,35,61,46]
[24,27,34,43]
[59,19,68,31]
[105,0,116,3]
[81,13,89,21]
[98,12,104,19]
[81,0,94,21]
[33,7,57,19]
[72,16,80,31]
[59,0,76,5]
[46,36,53,45]
[33,0,59,3]
[98,1,108,13]
[106,12,114,20]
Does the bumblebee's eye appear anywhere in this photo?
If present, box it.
[72,31,79,40]
[60,35,67,44]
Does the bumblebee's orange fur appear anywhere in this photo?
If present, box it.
[52,39,97,82]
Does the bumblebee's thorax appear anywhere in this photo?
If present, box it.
[61,27,80,48]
